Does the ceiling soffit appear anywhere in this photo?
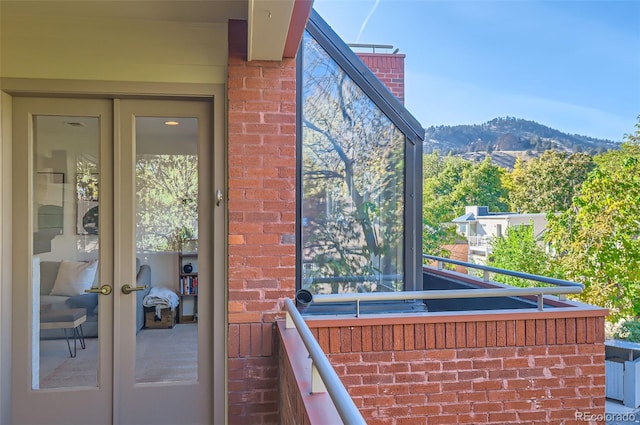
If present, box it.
[247,0,296,61]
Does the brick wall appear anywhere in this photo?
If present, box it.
[227,20,297,424]
[308,313,606,425]
[279,340,312,425]
[440,243,469,274]
[357,53,405,104]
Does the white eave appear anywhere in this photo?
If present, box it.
[247,0,296,61]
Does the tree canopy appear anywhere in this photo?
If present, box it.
[546,117,640,321]
[488,223,552,287]
[506,150,594,213]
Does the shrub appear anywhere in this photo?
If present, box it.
[614,318,640,343]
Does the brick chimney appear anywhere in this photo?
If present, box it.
[356,47,405,104]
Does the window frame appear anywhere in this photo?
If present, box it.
[296,11,424,304]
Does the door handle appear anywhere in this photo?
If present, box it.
[121,284,148,295]
[216,189,223,206]
[85,285,113,296]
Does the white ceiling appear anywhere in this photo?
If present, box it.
[36,115,198,156]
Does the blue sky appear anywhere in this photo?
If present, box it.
[312,0,640,142]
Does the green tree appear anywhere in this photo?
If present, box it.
[546,117,640,321]
[136,155,198,251]
[449,156,508,214]
[488,224,551,287]
[422,153,471,255]
[507,150,594,213]
[422,153,509,256]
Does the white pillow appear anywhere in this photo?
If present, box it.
[50,260,99,297]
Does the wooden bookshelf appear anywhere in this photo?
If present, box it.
[178,240,198,323]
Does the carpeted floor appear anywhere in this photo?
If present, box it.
[38,324,197,389]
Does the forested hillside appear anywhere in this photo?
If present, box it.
[424,117,619,168]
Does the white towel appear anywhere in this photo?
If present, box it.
[143,287,179,319]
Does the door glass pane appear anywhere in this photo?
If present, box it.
[33,115,100,389]
[135,116,198,383]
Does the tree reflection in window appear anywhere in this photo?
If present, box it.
[136,155,198,252]
[301,32,405,294]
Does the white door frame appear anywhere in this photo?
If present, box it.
[0,81,227,425]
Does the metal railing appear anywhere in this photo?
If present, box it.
[423,255,583,289]
[307,256,584,316]
[283,298,367,425]
[468,235,489,246]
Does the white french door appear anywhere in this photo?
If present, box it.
[11,97,213,424]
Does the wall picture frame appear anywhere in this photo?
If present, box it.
[76,172,99,235]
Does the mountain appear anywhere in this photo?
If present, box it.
[424,117,620,168]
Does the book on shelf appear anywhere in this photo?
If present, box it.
[180,275,198,295]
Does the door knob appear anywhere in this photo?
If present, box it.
[121,284,148,295]
[85,285,113,296]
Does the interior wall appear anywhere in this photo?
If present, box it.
[0,6,228,84]
[138,252,179,291]
[0,91,13,425]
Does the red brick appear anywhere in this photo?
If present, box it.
[435,323,446,348]
[442,403,471,414]
[380,362,410,374]
[427,393,458,403]
[428,371,458,382]
[488,412,518,422]
[393,324,404,350]
[427,349,456,360]
[472,402,503,413]
[457,348,487,359]
[408,382,441,394]
[472,380,503,391]
[472,358,502,369]
[458,392,488,402]
[442,381,472,392]
[534,355,562,367]
[379,383,411,396]
[518,411,548,421]
[442,360,472,370]
[460,370,488,380]
[488,369,517,379]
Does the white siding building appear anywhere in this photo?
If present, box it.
[452,206,548,264]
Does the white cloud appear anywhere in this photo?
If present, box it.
[356,0,382,43]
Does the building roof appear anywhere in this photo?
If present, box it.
[452,212,476,223]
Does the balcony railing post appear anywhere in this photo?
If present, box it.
[311,363,326,393]
[537,294,544,311]
[286,310,294,329]
[483,270,490,282]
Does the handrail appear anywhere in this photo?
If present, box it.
[307,256,584,315]
[423,254,584,288]
[311,286,582,303]
[283,298,367,425]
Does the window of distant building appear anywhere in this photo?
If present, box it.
[297,12,424,300]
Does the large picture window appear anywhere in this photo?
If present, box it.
[300,32,407,295]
